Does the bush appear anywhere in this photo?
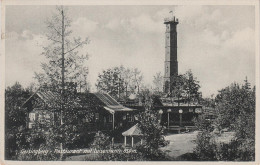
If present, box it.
[194,131,218,161]
[194,81,255,161]
[192,114,214,132]
[91,131,111,149]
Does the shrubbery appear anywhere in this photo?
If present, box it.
[193,79,255,161]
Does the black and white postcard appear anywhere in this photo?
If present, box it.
[0,0,259,164]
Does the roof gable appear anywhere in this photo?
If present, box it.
[122,123,143,136]
[21,89,61,108]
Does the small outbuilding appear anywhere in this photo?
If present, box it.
[122,123,143,147]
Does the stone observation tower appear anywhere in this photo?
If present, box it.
[163,12,179,94]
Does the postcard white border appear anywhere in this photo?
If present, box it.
[0,0,259,165]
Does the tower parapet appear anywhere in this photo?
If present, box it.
[164,16,179,24]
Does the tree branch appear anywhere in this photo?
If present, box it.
[48,37,62,44]
[47,21,62,37]
[64,42,86,55]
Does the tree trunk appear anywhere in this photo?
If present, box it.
[178,95,180,106]
[60,8,65,161]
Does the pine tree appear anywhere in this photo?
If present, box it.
[34,6,90,93]
[33,6,91,160]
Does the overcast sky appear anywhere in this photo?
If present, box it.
[5,5,255,97]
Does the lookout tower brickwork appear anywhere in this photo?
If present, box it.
[163,16,179,94]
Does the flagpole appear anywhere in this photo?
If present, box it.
[169,10,173,17]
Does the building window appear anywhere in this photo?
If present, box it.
[28,122,34,129]
[127,113,134,122]
[130,115,134,122]
[95,113,99,121]
[29,113,36,122]
[108,114,113,122]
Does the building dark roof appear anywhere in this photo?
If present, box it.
[160,97,202,107]
[22,90,135,113]
[76,93,134,112]
[122,96,164,107]
[94,93,121,106]
[76,93,106,107]
[37,91,61,106]
[21,89,61,108]
[94,93,134,112]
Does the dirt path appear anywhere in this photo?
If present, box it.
[161,131,199,158]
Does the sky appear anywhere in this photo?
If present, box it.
[5,5,256,97]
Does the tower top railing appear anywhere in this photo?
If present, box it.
[164,16,179,23]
